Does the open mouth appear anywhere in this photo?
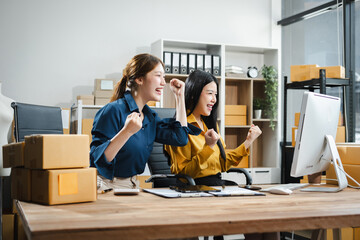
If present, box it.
[155,88,163,95]
[207,104,213,111]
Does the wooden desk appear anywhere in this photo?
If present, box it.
[16,187,360,240]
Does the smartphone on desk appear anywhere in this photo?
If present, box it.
[171,185,220,193]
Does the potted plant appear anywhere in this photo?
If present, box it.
[253,98,264,119]
[260,65,278,130]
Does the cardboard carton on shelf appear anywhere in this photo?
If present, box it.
[327,164,360,186]
[31,167,97,205]
[2,142,25,168]
[73,119,94,145]
[95,97,110,106]
[225,105,247,126]
[290,64,319,82]
[76,95,95,105]
[310,66,345,79]
[24,134,90,169]
[94,79,116,91]
[11,167,32,202]
[335,143,360,165]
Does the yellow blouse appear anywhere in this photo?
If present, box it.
[164,113,249,179]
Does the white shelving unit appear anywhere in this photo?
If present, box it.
[151,39,281,184]
[70,100,103,134]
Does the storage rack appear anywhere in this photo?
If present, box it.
[282,69,350,183]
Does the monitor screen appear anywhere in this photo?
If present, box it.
[291,92,340,177]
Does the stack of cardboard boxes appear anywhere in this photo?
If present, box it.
[3,134,97,205]
[224,105,248,168]
[224,105,247,126]
[93,78,116,105]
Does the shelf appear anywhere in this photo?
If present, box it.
[225,125,251,128]
[286,78,350,90]
[165,73,221,81]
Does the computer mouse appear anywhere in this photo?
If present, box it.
[268,188,293,195]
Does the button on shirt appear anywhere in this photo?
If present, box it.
[164,113,249,179]
[90,91,201,180]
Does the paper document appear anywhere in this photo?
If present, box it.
[143,189,212,198]
[143,186,264,198]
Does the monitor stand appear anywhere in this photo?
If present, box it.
[301,135,348,192]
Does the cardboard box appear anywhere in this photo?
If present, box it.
[225,116,247,126]
[61,108,70,134]
[11,167,32,202]
[24,134,90,169]
[290,64,319,82]
[294,112,300,126]
[95,97,110,106]
[147,101,157,107]
[291,127,298,147]
[225,105,247,116]
[327,164,360,186]
[2,214,15,240]
[93,90,113,98]
[335,143,360,165]
[31,167,97,205]
[336,126,345,143]
[2,142,25,168]
[310,66,345,79]
[295,112,343,127]
[94,78,116,91]
[77,95,94,105]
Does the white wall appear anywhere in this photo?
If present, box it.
[0,0,281,107]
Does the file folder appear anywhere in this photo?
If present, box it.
[212,55,221,76]
[188,53,196,73]
[204,54,212,73]
[196,54,204,71]
[163,52,172,73]
[172,52,180,74]
[180,53,188,74]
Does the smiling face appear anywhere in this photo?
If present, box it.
[193,81,217,117]
[139,63,166,102]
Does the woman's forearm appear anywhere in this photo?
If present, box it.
[104,128,132,162]
[175,94,187,127]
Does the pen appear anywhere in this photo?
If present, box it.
[101,188,113,194]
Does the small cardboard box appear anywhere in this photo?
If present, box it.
[77,95,95,105]
[225,116,247,126]
[291,127,298,147]
[294,112,300,126]
[310,66,345,79]
[335,143,360,165]
[11,167,32,202]
[95,97,110,106]
[24,134,90,169]
[225,105,247,116]
[93,90,113,98]
[290,64,319,82]
[2,142,25,168]
[94,79,116,91]
[327,164,360,186]
[31,167,97,205]
[295,112,342,127]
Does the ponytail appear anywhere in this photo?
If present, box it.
[111,76,128,102]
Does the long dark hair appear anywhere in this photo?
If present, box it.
[111,53,164,102]
[185,70,226,160]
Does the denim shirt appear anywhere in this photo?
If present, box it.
[90,91,200,179]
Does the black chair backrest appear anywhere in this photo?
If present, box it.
[147,108,176,188]
[11,102,63,142]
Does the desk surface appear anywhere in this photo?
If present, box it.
[17,186,360,240]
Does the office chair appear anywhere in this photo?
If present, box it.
[11,102,63,142]
[146,108,195,187]
[145,108,253,189]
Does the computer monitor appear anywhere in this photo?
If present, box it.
[290,92,348,192]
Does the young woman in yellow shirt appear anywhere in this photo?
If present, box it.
[164,70,262,186]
